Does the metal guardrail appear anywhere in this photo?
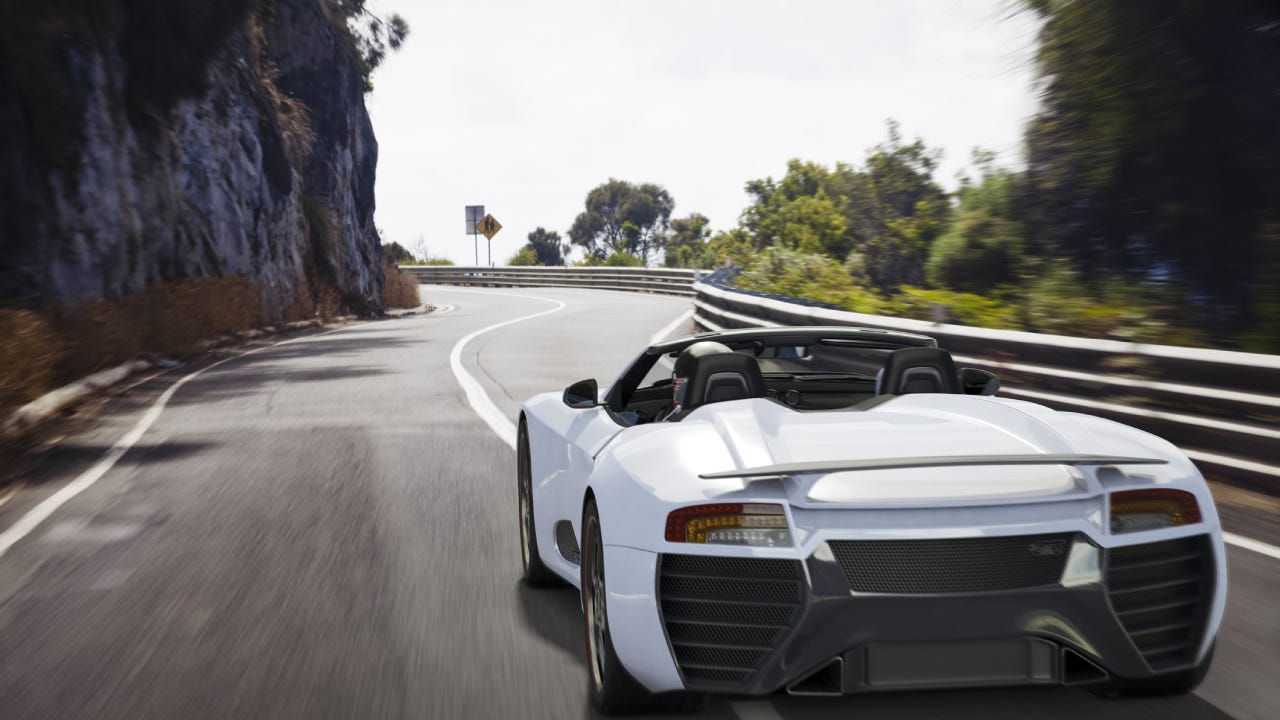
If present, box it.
[693,278,1280,492]
[400,265,700,297]
[400,263,1277,491]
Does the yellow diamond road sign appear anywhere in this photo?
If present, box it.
[477,213,502,240]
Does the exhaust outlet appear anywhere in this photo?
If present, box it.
[1061,647,1109,685]
[786,657,844,696]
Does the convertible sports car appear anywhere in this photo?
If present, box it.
[516,326,1225,713]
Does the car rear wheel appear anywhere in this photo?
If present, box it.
[581,500,703,714]
[518,420,560,587]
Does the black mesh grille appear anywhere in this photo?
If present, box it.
[828,534,1073,594]
[662,554,799,579]
[658,554,804,688]
[661,575,801,603]
[1106,535,1213,672]
[665,621,784,647]
[674,644,769,668]
[683,667,753,684]
[660,599,796,626]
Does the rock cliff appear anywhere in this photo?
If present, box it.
[0,0,383,315]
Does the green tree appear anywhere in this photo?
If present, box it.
[568,179,674,264]
[845,121,949,290]
[741,161,852,258]
[706,229,757,268]
[523,227,568,266]
[1019,0,1280,340]
[736,122,949,289]
[663,213,712,268]
[927,156,1025,292]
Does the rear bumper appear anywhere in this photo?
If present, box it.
[636,533,1217,696]
[733,577,1138,694]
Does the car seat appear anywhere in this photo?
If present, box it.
[671,341,766,416]
[876,347,961,395]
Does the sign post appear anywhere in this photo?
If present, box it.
[477,213,502,266]
[465,205,485,265]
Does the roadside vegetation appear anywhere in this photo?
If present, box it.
[403,255,454,266]
[387,240,454,266]
[507,228,569,266]
[0,278,266,421]
[381,257,420,308]
[529,1,1277,352]
[0,258,419,438]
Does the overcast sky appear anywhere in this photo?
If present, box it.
[364,0,1043,266]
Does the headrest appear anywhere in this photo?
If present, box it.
[673,343,765,415]
[877,347,960,395]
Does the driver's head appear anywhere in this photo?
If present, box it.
[671,341,734,411]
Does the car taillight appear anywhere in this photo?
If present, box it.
[665,503,790,546]
[1109,488,1201,533]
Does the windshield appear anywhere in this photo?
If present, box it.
[637,342,892,390]
[616,333,912,420]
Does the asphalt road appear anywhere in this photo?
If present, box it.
[0,285,1275,720]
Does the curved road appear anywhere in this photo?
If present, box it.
[0,286,1275,719]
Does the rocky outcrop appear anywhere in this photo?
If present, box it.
[0,0,383,315]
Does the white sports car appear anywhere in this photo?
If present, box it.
[517,326,1225,713]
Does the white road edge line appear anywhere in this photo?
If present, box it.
[1224,531,1280,561]
[0,326,350,559]
[449,293,568,450]
[650,309,694,345]
[452,300,785,720]
[651,310,694,374]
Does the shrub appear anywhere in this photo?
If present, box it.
[603,251,643,267]
[925,209,1023,292]
[735,247,883,313]
[0,310,59,413]
[405,255,454,266]
[507,247,537,266]
[1020,262,1206,344]
[381,257,420,308]
[884,287,1023,330]
[382,241,414,264]
[1,277,267,420]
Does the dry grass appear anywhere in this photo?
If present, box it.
[382,257,420,309]
[0,310,59,413]
[285,280,343,323]
[247,14,316,165]
[0,277,265,420]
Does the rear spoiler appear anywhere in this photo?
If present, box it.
[698,454,1168,480]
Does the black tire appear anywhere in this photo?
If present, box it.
[1095,643,1215,698]
[581,499,704,715]
[518,420,561,587]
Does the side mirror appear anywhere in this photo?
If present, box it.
[959,368,1000,396]
[562,378,601,408]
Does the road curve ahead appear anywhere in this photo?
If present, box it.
[0,285,1274,720]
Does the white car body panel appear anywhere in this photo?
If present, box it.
[520,331,1226,695]
[601,545,684,691]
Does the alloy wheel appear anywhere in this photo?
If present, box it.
[586,521,608,692]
